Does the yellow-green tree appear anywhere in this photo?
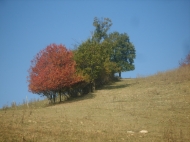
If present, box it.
[74,39,115,92]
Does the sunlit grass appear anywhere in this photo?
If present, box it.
[0,66,190,141]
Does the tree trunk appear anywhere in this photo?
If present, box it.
[53,94,56,103]
[119,72,121,78]
[59,91,62,102]
[49,94,53,104]
[91,81,95,92]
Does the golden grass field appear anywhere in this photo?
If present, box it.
[0,66,190,142]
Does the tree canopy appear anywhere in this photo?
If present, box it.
[179,52,190,67]
[106,32,136,77]
[92,17,112,43]
[28,44,83,102]
[74,39,117,90]
[28,17,136,103]
[74,17,136,81]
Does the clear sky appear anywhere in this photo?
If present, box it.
[0,0,190,108]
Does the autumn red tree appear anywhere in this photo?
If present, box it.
[179,52,190,67]
[28,44,83,103]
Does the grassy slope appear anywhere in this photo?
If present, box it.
[0,66,190,142]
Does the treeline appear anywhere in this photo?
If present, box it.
[27,17,136,103]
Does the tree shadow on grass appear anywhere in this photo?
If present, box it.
[48,92,96,106]
[102,83,131,90]
[48,79,136,106]
[68,92,96,103]
[100,79,136,90]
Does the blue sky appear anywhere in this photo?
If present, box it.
[0,0,190,108]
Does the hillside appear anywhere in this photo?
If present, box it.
[0,66,190,142]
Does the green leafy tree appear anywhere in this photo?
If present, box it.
[74,17,136,91]
[107,32,136,77]
[74,40,108,92]
[74,39,118,90]
[92,17,112,43]
[92,17,136,77]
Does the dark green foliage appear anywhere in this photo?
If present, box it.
[107,32,136,76]
[74,17,136,89]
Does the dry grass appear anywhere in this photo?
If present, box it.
[0,66,190,142]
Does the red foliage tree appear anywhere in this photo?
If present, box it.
[28,44,83,102]
[179,52,190,67]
